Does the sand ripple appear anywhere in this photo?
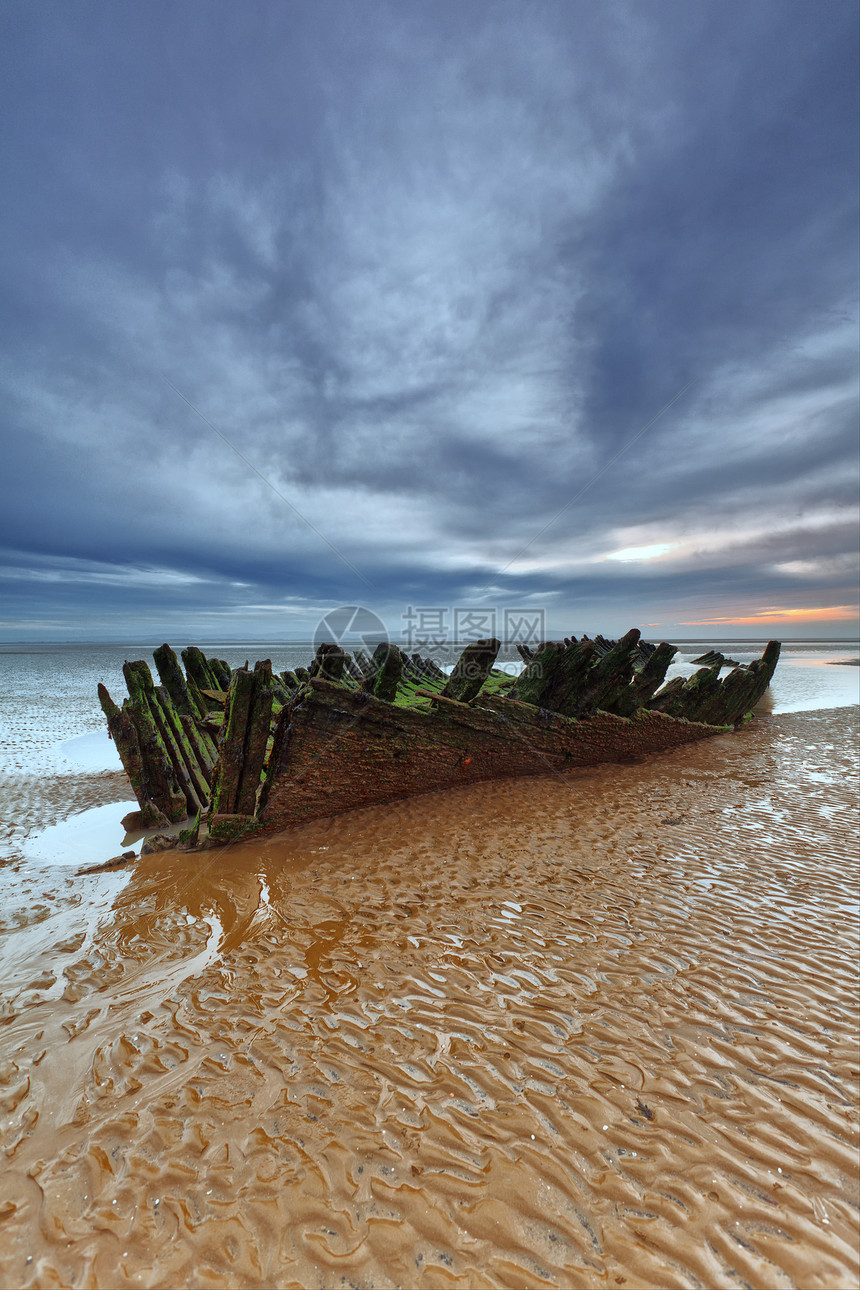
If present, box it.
[0,708,857,1288]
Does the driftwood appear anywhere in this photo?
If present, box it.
[98,631,781,850]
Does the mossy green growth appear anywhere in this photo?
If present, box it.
[235,661,274,815]
[210,668,258,814]
[121,661,187,822]
[154,643,203,719]
[152,684,210,810]
[209,661,275,817]
[392,675,445,710]
[388,667,512,711]
[476,671,517,698]
[514,639,597,714]
[206,814,259,845]
[178,809,201,847]
[182,645,219,693]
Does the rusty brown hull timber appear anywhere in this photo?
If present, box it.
[256,678,730,833]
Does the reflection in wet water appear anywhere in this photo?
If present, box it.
[0,707,857,1288]
[21,800,141,868]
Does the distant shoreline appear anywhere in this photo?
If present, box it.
[2,636,860,650]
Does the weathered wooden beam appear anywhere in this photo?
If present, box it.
[362,643,403,702]
[126,662,210,815]
[182,646,221,700]
[209,661,275,817]
[647,676,685,714]
[514,638,596,715]
[153,684,211,809]
[99,682,169,828]
[256,677,728,835]
[309,643,347,683]
[119,662,188,822]
[441,638,501,703]
[582,629,647,716]
[631,641,677,706]
[210,667,257,815]
[691,648,741,668]
[649,641,780,725]
[153,642,219,769]
[514,630,669,720]
[209,658,232,690]
[713,642,780,724]
[415,688,470,710]
[235,661,275,815]
[154,643,202,718]
[179,711,217,775]
[672,664,725,724]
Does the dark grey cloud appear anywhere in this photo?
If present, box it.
[0,0,857,640]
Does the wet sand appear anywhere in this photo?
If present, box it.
[0,707,858,1289]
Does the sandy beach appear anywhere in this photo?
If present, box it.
[0,702,857,1289]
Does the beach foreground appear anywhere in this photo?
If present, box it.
[0,707,857,1289]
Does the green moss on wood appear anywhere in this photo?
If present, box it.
[154,643,203,719]
[236,660,274,815]
[442,638,501,703]
[120,661,187,822]
[514,638,597,714]
[363,643,403,702]
[207,813,258,845]
[210,667,257,815]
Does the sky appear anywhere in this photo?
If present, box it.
[1,0,858,644]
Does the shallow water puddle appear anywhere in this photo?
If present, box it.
[54,732,123,774]
[21,800,141,868]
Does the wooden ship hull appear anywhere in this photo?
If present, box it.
[98,632,781,850]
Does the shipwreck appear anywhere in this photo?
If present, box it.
[98,632,780,850]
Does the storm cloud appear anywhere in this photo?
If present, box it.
[1,0,857,641]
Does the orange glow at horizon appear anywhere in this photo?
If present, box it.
[680,605,859,626]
